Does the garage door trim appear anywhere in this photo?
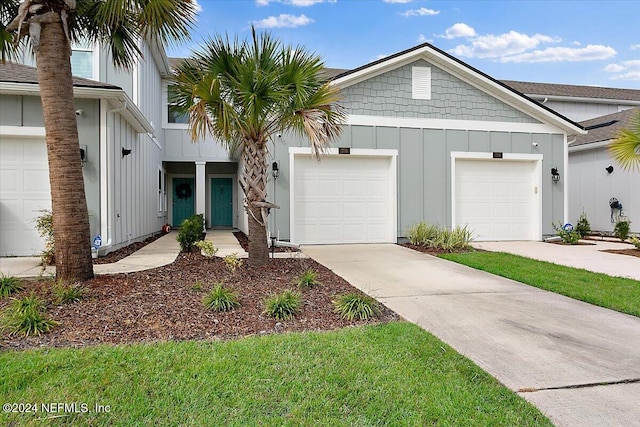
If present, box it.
[451,151,543,241]
[289,147,398,244]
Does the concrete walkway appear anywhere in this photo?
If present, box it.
[474,240,640,281]
[303,244,640,427]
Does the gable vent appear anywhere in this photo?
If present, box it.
[412,66,431,100]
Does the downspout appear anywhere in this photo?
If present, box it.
[563,136,577,225]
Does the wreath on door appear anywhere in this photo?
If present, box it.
[175,182,192,200]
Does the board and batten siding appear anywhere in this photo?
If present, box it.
[269,126,565,242]
[569,147,639,233]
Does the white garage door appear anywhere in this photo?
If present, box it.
[0,137,51,256]
[455,159,540,241]
[292,154,396,244]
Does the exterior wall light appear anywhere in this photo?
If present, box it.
[605,165,614,174]
[272,161,279,179]
[122,148,132,158]
[551,167,560,183]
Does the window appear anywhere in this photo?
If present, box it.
[412,66,431,100]
[71,42,95,79]
[167,85,189,124]
[158,168,167,215]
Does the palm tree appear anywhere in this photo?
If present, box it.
[1,0,197,281]
[609,110,640,172]
[171,29,345,265]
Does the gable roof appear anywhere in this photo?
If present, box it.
[330,42,584,135]
[0,62,121,90]
[501,80,640,103]
[570,107,639,148]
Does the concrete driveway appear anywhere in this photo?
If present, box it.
[474,240,640,280]
[303,244,640,427]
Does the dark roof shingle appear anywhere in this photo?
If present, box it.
[570,107,639,147]
[0,62,121,90]
[502,80,640,102]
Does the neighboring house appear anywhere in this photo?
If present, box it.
[504,80,640,233]
[0,40,605,255]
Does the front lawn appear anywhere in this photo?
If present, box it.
[440,251,640,317]
[0,322,551,426]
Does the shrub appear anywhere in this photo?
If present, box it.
[195,240,218,257]
[406,222,473,251]
[52,280,85,304]
[176,214,205,252]
[406,222,440,245]
[263,290,301,320]
[203,283,240,312]
[296,268,319,288]
[333,292,381,321]
[2,294,58,336]
[631,235,640,250]
[191,281,203,292]
[575,212,591,238]
[0,274,23,298]
[614,220,631,242]
[224,253,243,272]
[34,209,55,265]
[552,222,581,245]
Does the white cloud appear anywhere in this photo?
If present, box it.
[192,0,203,12]
[383,0,415,3]
[604,59,640,80]
[253,14,313,28]
[401,7,439,17]
[501,45,616,63]
[571,41,581,46]
[439,23,476,39]
[631,44,640,50]
[375,54,388,60]
[417,34,433,44]
[450,31,558,58]
[256,0,335,6]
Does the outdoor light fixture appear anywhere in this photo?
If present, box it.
[551,167,560,183]
[122,148,132,158]
[272,161,279,179]
[606,165,614,174]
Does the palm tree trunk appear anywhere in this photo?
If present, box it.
[35,19,94,281]
[241,142,270,266]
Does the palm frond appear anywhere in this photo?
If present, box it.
[609,111,640,172]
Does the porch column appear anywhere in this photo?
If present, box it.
[195,161,206,219]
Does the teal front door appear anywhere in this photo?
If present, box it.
[173,177,194,227]
[211,178,233,227]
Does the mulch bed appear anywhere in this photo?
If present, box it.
[1,252,398,351]
[548,241,596,246]
[233,231,299,253]
[400,243,478,256]
[93,232,164,264]
[601,249,640,259]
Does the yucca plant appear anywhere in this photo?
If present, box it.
[296,268,320,288]
[2,294,58,336]
[263,290,302,321]
[203,283,240,312]
[333,293,381,321]
[407,222,439,246]
[0,274,23,298]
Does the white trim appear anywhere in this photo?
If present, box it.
[527,94,640,106]
[162,81,190,129]
[346,114,563,134]
[569,140,612,153]
[450,151,543,240]
[563,134,569,225]
[0,125,45,137]
[99,99,111,249]
[288,147,398,244]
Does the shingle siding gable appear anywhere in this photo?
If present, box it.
[340,59,540,123]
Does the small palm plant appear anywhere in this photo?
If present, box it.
[609,110,640,172]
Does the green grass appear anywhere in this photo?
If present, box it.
[0,323,551,426]
[440,251,640,317]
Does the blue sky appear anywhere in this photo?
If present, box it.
[168,0,640,88]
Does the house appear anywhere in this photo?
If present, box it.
[503,81,640,234]
[1,40,595,256]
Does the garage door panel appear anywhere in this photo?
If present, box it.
[293,154,395,244]
[455,159,538,241]
[0,137,50,256]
